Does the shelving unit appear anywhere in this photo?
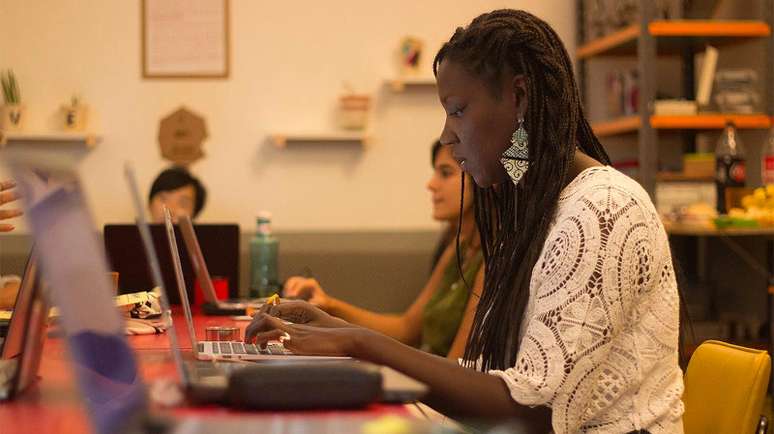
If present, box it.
[269,132,368,148]
[578,0,774,391]
[386,76,436,92]
[0,131,102,148]
[577,1,774,197]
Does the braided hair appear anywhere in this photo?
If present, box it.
[433,10,611,371]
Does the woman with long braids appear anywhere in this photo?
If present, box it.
[246,10,683,434]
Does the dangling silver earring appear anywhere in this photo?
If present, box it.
[501,117,529,186]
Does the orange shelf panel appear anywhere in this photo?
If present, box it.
[592,114,771,137]
[577,24,639,59]
[650,114,771,129]
[656,172,714,182]
[592,115,641,136]
[577,20,771,59]
[649,20,771,37]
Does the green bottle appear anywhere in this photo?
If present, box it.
[249,211,279,298]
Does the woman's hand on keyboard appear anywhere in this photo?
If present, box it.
[255,299,350,328]
[244,313,374,357]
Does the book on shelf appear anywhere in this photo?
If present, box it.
[654,99,698,115]
[696,45,718,108]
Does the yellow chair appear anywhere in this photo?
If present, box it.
[683,340,771,434]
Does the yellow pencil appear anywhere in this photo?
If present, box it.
[266,293,280,306]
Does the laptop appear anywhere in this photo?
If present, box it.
[159,206,427,403]
[0,250,48,401]
[124,168,422,402]
[6,157,427,433]
[178,215,265,316]
[164,207,344,361]
[104,223,239,306]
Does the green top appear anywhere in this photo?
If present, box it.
[420,249,483,357]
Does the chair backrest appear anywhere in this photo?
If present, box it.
[683,340,771,434]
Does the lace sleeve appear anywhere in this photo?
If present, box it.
[489,184,669,433]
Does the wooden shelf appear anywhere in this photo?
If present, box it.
[656,172,714,182]
[592,114,771,137]
[577,24,640,58]
[386,76,436,92]
[577,20,771,59]
[591,115,641,136]
[664,221,774,236]
[652,114,771,129]
[0,131,101,148]
[270,132,368,148]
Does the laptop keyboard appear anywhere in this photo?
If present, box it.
[197,341,290,356]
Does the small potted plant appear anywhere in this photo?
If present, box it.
[1,70,24,131]
[337,84,371,131]
[62,94,88,131]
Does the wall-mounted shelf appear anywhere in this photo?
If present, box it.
[0,131,102,148]
[577,20,771,59]
[270,132,368,148]
[386,76,436,92]
[592,114,772,137]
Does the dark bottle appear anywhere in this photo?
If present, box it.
[715,121,746,213]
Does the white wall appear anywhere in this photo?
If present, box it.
[0,0,575,231]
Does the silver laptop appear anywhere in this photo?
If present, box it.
[177,214,266,315]
[163,206,342,361]
[126,164,425,402]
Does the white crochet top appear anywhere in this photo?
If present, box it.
[489,166,684,434]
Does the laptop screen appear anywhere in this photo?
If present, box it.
[1,251,38,359]
[12,169,147,434]
[104,224,239,304]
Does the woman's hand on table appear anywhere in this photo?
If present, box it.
[282,277,332,311]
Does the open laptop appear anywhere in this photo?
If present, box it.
[124,167,422,402]
[0,251,37,354]
[6,155,427,433]
[104,223,240,305]
[0,250,48,401]
[164,207,342,361]
[178,215,264,316]
[160,207,426,402]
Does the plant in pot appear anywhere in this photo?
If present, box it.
[337,83,371,131]
[62,94,88,131]
[1,70,24,131]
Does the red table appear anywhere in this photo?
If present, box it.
[0,311,410,434]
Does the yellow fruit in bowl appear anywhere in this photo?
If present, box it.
[742,195,755,210]
[766,184,774,197]
[728,207,747,218]
[753,189,767,207]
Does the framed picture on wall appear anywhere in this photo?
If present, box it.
[141,0,230,79]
